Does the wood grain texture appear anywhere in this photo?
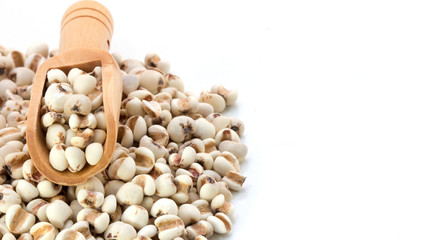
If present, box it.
[27,1,122,186]
[60,0,113,53]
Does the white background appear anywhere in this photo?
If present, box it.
[3,0,427,239]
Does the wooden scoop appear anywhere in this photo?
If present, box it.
[27,0,122,186]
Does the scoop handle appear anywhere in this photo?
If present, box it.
[59,0,113,53]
